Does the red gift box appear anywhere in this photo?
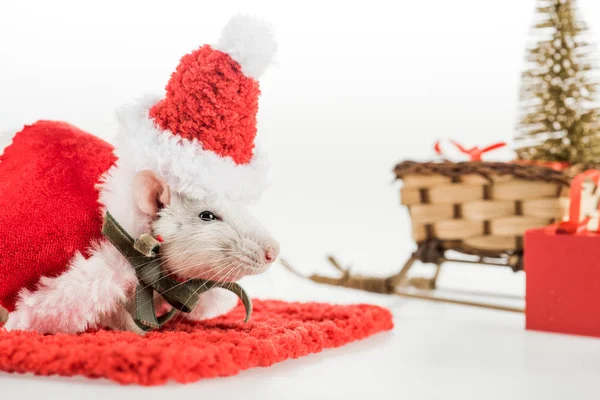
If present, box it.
[525,170,600,338]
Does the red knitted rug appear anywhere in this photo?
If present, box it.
[0,300,393,385]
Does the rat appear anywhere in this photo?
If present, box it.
[3,167,280,335]
[0,14,279,334]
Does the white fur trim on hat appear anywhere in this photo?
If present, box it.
[214,14,277,79]
[111,96,271,205]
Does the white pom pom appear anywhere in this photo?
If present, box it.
[215,14,277,79]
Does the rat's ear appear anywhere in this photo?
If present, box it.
[133,170,171,216]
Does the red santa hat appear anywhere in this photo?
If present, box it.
[112,14,276,205]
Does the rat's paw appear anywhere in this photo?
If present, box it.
[183,288,239,321]
[0,305,8,326]
[99,305,146,335]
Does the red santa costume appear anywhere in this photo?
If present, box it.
[0,14,276,333]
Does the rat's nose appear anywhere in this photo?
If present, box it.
[264,245,280,263]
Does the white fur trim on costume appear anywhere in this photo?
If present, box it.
[5,242,137,334]
[215,14,277,79]
[113,95,270,206]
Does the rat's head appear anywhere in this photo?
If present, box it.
[133,170,280,282]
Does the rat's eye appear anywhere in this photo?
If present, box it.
[199,211,217,221]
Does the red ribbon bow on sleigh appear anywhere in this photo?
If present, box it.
[434,140,506,161]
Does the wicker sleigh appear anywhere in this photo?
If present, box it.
[281,160,575,313]
[396,161,570,257]
[388,161,571,294]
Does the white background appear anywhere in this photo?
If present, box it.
[2,0,600,399]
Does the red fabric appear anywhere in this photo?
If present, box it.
[0,121,116,311]
[525,228,600,338]
[149,45,260,165]
[0,299,393,385]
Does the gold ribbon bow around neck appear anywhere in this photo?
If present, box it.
[101,212,252,331]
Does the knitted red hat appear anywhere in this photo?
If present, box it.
[111,15,276,204]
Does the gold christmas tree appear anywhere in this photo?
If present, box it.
[516,0,600,166]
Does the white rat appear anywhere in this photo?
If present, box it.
[4,169,280,335]
[0,14,279,334]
